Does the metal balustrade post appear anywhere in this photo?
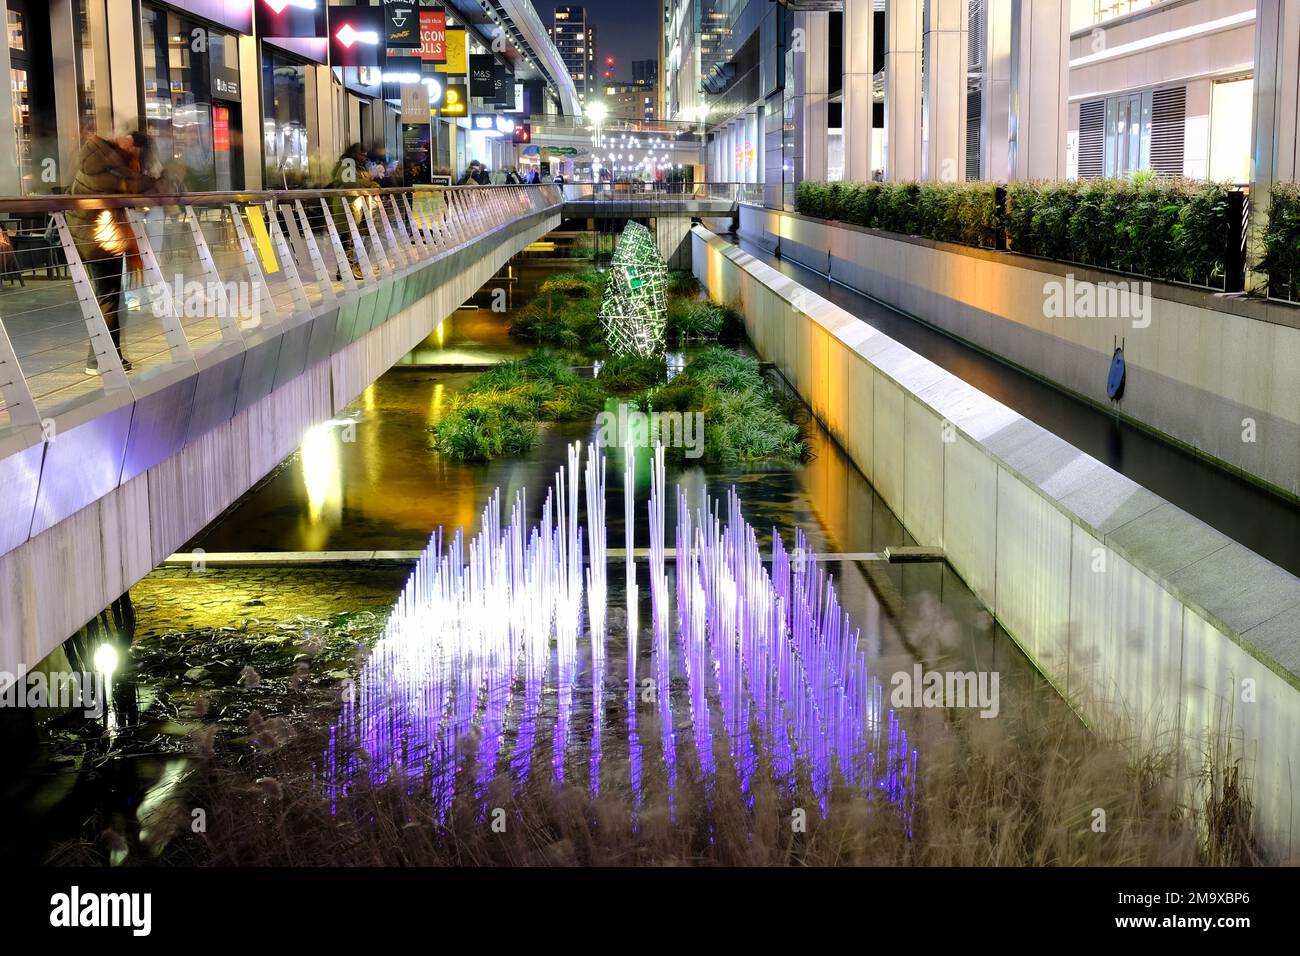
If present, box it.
[0,315,41,428]
[373,196,408,268]
[403,193,433,250]
[292,199,339,304]
[318,199,359,293]
[383,194,419,260]
[227,201,277,329]
[125,208,195,365]
[51,212,130,391]
[455,191,475,244]
[359,197,394,274]
[340,198,377,284]
[438,192,458,245]
[184,205,242,343]
[265,201,312,314]
[402,194,431,256]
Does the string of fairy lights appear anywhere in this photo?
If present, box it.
[590,130,687,175]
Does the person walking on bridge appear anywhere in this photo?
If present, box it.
[329,144,375,280]
[68,126,156,375]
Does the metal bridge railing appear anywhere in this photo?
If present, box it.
[0,184,561,434]
[560,182,756,202]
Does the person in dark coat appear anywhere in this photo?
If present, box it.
[329,144,377,280]
[68,130,155,374]
[457,161,482,186]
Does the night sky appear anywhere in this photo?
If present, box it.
[537,0,659,82]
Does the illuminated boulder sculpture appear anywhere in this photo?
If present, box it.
[600,222,668,357]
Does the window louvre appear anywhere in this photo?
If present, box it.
[1078,98,1104,179]
[1150,86,1186,177]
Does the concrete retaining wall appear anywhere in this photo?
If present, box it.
[739,204,1300,502]
[695,224,1300,861]
[0,209,559,672]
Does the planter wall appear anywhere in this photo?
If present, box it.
[742,204,1300,501]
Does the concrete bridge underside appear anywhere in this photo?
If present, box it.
[0,202,561,674]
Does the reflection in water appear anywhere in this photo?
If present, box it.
[300,419,350,534]
[326,445,916,829]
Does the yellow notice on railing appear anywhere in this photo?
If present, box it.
[412,190,442,230]
[245,205,279,274]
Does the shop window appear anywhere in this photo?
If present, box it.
[262,50,310,187]
[1210,77,1252,186]
[141,4,244,191]
[73,0,98,136]
[7,0,56,194]
[1104,91,1150,178]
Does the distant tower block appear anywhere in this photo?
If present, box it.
[600,222,668,357]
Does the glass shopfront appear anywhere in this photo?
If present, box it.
[140,2,245,191]
[7,0,57,194]
[262,47,310,187]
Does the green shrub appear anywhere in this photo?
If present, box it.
[1008,175,1229,285]
[637,347,806,463]
[537,271,605,298]
[435,350,599,460]
[433,404,539,461]
[1262,182,1300,300]
[597,354,667,392]
[667,270,701,296]
[798,180,1000,248]
[540,379,607,420]
[509,289,602,348]
[666,300,743,342]
[798,175,1230,285]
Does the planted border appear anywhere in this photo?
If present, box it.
[796,175,1234,289]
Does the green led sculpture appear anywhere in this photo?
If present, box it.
[600,222,668,357]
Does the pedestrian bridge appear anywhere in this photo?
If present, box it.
[559,182,748,219]
[0,184,562,672]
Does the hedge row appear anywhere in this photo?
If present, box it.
[1006,175,1229,286]
[795,181,999,248]
[1261,182,1300,301]
[795,174,1232,288]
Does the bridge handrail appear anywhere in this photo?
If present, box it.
[0,183,547,214]
[0,184,562,436]
[559,182,761,203]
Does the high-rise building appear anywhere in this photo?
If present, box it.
[603,82,656,123]
[550,6,598,101]
[632,59,657,87]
